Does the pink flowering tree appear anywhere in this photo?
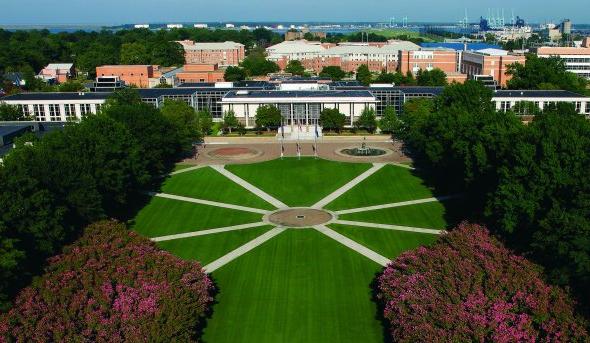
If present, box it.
[378,223,588,342]
[0,221,213,342]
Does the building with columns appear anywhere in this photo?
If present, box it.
[220,90,378,129]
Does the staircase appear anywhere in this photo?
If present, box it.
[277,125,323,141]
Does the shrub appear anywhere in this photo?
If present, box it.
[0,221,213,342]
[378,223,588,342]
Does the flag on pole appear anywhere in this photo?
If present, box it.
[281,144,285,158]
[296,143,301,159]
[314,119,319,158]
[281,122,284,139]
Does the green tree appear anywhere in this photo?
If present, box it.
[222,110,239,133]
[160,99,201,151]
[319,108,346,133]
[197,109,213,136]
[354,107,377,133]
[507,55,588,94]
[375,70,396,84]
[119,42,149,65]
[319,66,346,81]
[0,103,29,121]
[58,80,85,92]
[416,68,448,86]
[240,50,279,76]
[255,105,282,131]
[102,89,180,175]
[356,64,372,86]
[285,60,305,76]
[379,106,400,134]
[224,66,246,82]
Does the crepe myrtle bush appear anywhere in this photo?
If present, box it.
[0,220,213,342]
[378,222,588,343]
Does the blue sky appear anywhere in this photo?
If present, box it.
[0,0,587,25]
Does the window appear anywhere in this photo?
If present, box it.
[95,104,102,113]
[500,101,511,112]
[80,104,92,116]
[575,102,582,113]
[33,104,46,121]
[49,104,61,121]
[64,104,76,120]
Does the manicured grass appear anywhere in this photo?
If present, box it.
[329,224,437,259]
[173,163,195,172]
[202,229,385,342]
[226,157,372,207]
[161,167,275,210]
[339,201,453,229]
[132,197,263,238]
[157,226,274,265]
[325,164,435,211]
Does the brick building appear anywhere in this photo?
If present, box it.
[96,65,161,88]
[177,40,245,66]
[534,39,590,80]
[461,49,526,87]
[38,63,75,84]
[175,64,226,83]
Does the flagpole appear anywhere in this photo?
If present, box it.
[280,117,284,159]
[314,117,319,159]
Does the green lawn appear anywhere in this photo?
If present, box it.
[339,201,453,229]
[157,226,274,265]
[202,229,385,343]
[226,158,372,207]
[325,164,435,211]
[329,224,437,259]
[161,166,275,210]
[132,197,263,238]
[173,163,195,172]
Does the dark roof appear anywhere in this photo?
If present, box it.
[0,125,31,137]
[396,87,444,95]
[1,92,110,101]
[136,88,198,98]
[493,90,589,98]
[419,42,502,51]
[223,90,376,99]
[332,81,364,88]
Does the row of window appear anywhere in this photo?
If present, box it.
[498,101,589,114]
[23,103,99,122]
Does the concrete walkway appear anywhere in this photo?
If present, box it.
[151,221,269,242]
[389,162,415,170]
[210,165,288,209]
[314,224,390,266]
[147,192,271,214]
[312,163,386,209]
[335,195,460,215]
[204,227,287,273]
[334,219,444,235]
[169,165,206,176]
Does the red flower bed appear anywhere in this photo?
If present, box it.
[0,221,213,342]
[378,223,588,342]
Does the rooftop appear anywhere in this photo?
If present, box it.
[493,90,589,98]
[1,92,110,101]
[223,90,376,99]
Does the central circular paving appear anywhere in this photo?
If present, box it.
[266,208,334,227]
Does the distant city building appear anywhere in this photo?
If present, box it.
[461,48,525,87]
[167,24,183,29]
[96,65,161,88]
[38,63,75,84]
[194,23,208,29]
[560,19,572,35]
[535,41,590,80]
[285,30,327,41]
[177,40,245,66]
[175,64,225,83]
[225,24,235,28]
[134,24,149,29]
[266,40,420,73]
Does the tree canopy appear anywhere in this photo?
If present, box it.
[355,64,372,86]
[319,66,346,81]
[354,107,377,133]
[240,49,279,76]
[255,104,282,131]
[285,60,305,76]
[224,66,246,82]
[379,223,588,342]
[507,55,588,94]
[416,68,448,86]
[319,108,346,132]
